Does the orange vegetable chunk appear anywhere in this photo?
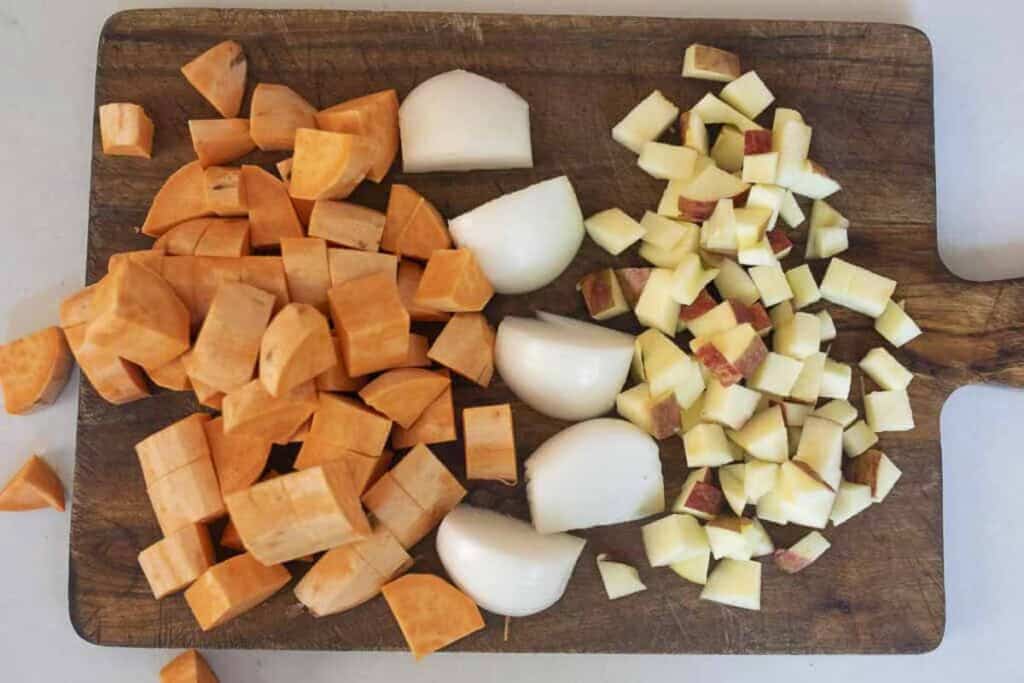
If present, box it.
[59,284,99,328]
[382,185,451,259]
[0,326,73,414]
[316,90,399,182]
[397,260,450,322]
[308,200,385,251]
[315,337,367,393]
[189,118,255,167]
[203,166,247,216]
[327,249,397,286]
[153,219,210,256]
[222,378,318,443]
[275,157,316,225]
[240,165,304,248]
[289,128,377,200]
[204,416,271,497]
[294,392,392,468]
[280,237,331,313]
[188,282,275,393]
[401,333,431,368]
[463,404,517,483]
[390,443,467,519]
[250,83,317,151]
[428,313,495,387]
[160,649,220,683]
[361,473,435,548]
[181,40,246,118]
[359,369,450,429]
[0,455,65,512]
[184,552,290,631]
[108,249,164,275]
[328,271,410,376]
[194,218,250,257]
[259,303,336,397]
[141,161,213,237]
[146,454,225,535]
[99,102,154,158]
[138,523,216,599]
[146,353,191,391]
[219,518,244,551]
[381,574,485,659]
[65,323,151,403]
[415,248,493,312]
[391,370,457,449]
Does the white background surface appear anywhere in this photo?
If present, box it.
[1,1,1021,680]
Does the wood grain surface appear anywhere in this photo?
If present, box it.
[70,8,1008,654]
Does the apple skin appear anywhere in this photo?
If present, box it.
[744,130,772,155]
[695,342,744,386]
[649,392,681,439]
[681,481,725,518]
[615,267,653,308]
[844,449,882,496]
[679,288,718,322]
[767,229,793,258]
[745,302,773,336]
[678,197,717,222]
[577,269,627,320]
[773,549,813,574]
[732,334,769,379]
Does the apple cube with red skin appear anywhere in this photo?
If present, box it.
[678,288,717,324]
[672,467,723,520]
[744,130,772,155]
[640,332,705,410]
[678,165,749,222]
[577,269,630,321]
[777,460,836,529]
[682,44,741,83]
[671,253,720,306]
[694,323,767,386]
[789,160,841,199]
[745,302,772,337]
[793,416,844,489]
[615,268,654,308]
[616,383,680,440]
[844,450,901,502]
[773,530,830,574]
[766,229,793,259]
[687,299,747,338]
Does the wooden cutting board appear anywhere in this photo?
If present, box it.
[72,8,1018,655]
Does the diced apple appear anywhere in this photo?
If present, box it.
[577,269,629,321]
[784,265,820,310]
[695,323,767,386]
[745,184,785,231]
[874,299,922,347]
[639,223,700,267]
[816,309,837,342]
[694,93,762,133]
[642,513,709,566]
[612,90,680,153]
[710,126,746,173]
[584,208,646,255]
[706,515,753,560]
[738,238,777,267]
[774,530,830,573]
[779,400,812,427]
[777,460,836,529]
[679,110,709,156]
[640,211,687,250]
[682,44,741,82]
[743,518,775,557]
[812,399,858,428]
[772,107,804,135]
[713,258,760,306]
[682,422,734,467]
[700,199,739,255]
[859,347,913,391]
[789,351,826,404]
[744,130,772,155]
[789,160,841,199]
[687,300,744,338]
[769,300,794,328]
[616,383,654,433]
[672,467,723,520]
[678,288,718,324]
[865,389,914,432]
[718,463,747,516]
[756,487,788,525]
[820,258,897,318]
[747,352,803,398]
[773,119,813,188]
[842,420,878,457]
[744,460,779,503]
[730,405,788,463]
[774,311,821,360]
[844,449,901,502]
[742,152,779,184]
[642,331,704,409]
[700,558,760,611]
[721,71,775,119]
[670,550,711,585]
[596,554,647,600]
[734,207,772,247]
[829,480,873,526]
[818,359,851,401]
[779,190,805,227]
[700,379,761,430]
[793,416,844,489]
[638,142,698,180]
[749,264,792,307]
[670,253,719,306]
[635,268,681,336]
[679,164,749,213]
[746,302,773,337]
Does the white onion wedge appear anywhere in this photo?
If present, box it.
[399,69,533,173]
[436,505,585,617]
[449,176,584,294]
[495,312,633,420]
[526,418,664,533]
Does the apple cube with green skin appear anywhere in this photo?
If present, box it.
[774,119,813,188]
[743,518,775,557]
[616,268,654,308]
[860,347,913,390]
[695,323,768,386]
[638,224,700,268]
[714,258,761,306]
[718,463,747,515]
[744,460,779,503]
[748,352,803,397]
[819,359,852,400]
[670,548,711,585]
[706,516,753,560]
[700,199,739,254]
[779,190,805,227]
[635,268,681,335]
[612,90,680,153]
[816,309,837,342]
[844,449,901,502]
[789,160,841,199]
[701,558,761,611]
[812,399,858,428]
[638,141,698,180]
[584,208,646,255]
[730,405,788,463]
[843,420,878,457]
[577,269,630,321]
[641,513,710,567]
[679,110,709,155]
[700,378,762,430]
[672,467,724,520]
[596,554,647,600]
[774,311,821,360]
[683,422,735,468]
[829,481,873,526]
[670,253,720,306]
[785,264,821,309]
[769,300,795,328]
[773,530,830,574]
[875,299,922,347]
[793,416,844,489]
[789,351,826,404]
[779,400,812,426]
[710,125,746,172]
[682,44,741,82]
[749,264,793,306]
[694,93,763,133]
[778,460,836,529]
[721,71,775,119]
[820,258,897,318]
[640,211,688,250]
[865,389,914,432]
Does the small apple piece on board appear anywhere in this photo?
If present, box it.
[687,299,745,338]
[635,268,682,335]
[639,223,700,267]
[865,389,914,432]
[730,405,788,463]
[670,253,720,306]
[749,264,793,307]
[819,359,852,401]
[860,347,913,390]
[756,487,788,526]
[678,288,719,327]
[642,513,710,566]
[745,183,786,231]
[789,160,842,199]
[615,267,655,308]
[744,129,772,155]
[773,530,830,574]
[684,422,735,467]
[678,165,749,221]
[640,211,688,250]
[773,119,813,188]
[743,518,775,557]
[616,383,655,435]
[694,93,762,133]
[700,378,761,430]
[748,352,803,398]
[638,142,698,180]
[721,71,775,119]
[812,399,858,428]
[816,309,837,342]
[596,554,647,600]
[777,460,836,529]
[673,467,724,520]
[719,463,747,516]
[820,258,897,318]
[679,110,709,156]
[578,269,630,321]
[670,549,711,585]
[612,90,680,154]
[744,460,779,504]
[843,420,879,457]
[845,450,902,502]
[779,400,812,427]
[789,351,827,405]
[710,126,746,173]
[682,44,741,82]
[696,323,768,386]
[773,311,821,360]
[793,416,844,489]
[714,258,761,306]
[770,300,794,328]
[746,302,773,337]
[701,199,740,254]
[785,265,821,309]
[700,558,761,611]
[706,515,753,560]
[875,300,922,347]
[830,480,874,526]
[642,331,705,409]
[584,208,647,255]
[742,152,779,184]
[779,190,805,228]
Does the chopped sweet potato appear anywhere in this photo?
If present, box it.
[107,249,164,275]
[160,649,219,683]
[65,324,151,403]
[184,552,290,631]
[222,378,318,443]
[259,303,336,397]
[390,443,467,520]
[463,404,517,483]
[185,361,225,410]
[146,353,191,391]
[289,128,377,201]
[315,90,399,182]
[0,326,73,414]
[0,455,65,512]
[240,165,304,248]
[191,257,291,320]
[315,337,367,393]
[382,184,420,253]
[391,370,456,450]
[382,185,451,259]
[159,256,202,329]
[138,523,215,599]
[250,83,317,151]
[414,249,493,312]
[141,161,213,237]
[381,574,485,659]
[308,200,385,251]
[428,313,495,387]
[401,334,431,368]
[275,157,316,225]
[359,369,451,429]
[240,257,291,311]
[136,413,212,487]
[181,40,246,118]
[99,103,154,158]
[294,392,392,468]
[327,249,398,286]
[204,416,271,496]
[153,219,210,256]
[188,282,275,393]
[59,285,99,328]
[280,237,331,313]
[219,518,243,551]
[397,260,450,322]
[203,166,247,216]
[328,271,410,376]
[194,219,250,257]
[361,473,436,548]
[189,118,255,167]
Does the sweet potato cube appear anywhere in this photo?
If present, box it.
[327,249,398,286]
[275,157,316,225]
[280,237,331,313]
[361,473,436,548]
[184,552,290,631]
[428,313,495,387]
[294,393,392,468]
[0,326,73,415]
[260,303,336,397]
[189,373,224,411]
[188,282,275,393]
[138,523,215,599]
[147,457,225,535]
[181,40,246,118]
[315,337,367,393]
[160,649,219,683]
[463,404,517,483]
[222,379,318,443]
[59,285,99,328]
[65,324,151,404]
[315,90,399,182]
[382,185,451,259]
[414,249,493,312]
[401,334,431,368]
[99,103,154,158]
[397,260,450,322]
[390,443,466,520]
[141,161,213,237]
[0,455,65,512]
[296,435,394,492]
[191,257,289,321]
[289,128,377,200]
[204,416,271,496]
[203,167,247,217]
[240,257,291,311]
[308,200,385,251]
[146,353,190,391]
[249,83,317,151]
[189,118,255,167]
[240,165,304,248]
[153,219,210,256]
[381,573,485,659]
[391,370,457,449]
[135,413,212,487]
[86,259,190,369]
[159,256,202,328]
[108,249,164,275]
[382,184,421,253]
[358,369,450,430]
[194,218,250,257]
[328,271,410,376]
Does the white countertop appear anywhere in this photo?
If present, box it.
[1,1,1022,680]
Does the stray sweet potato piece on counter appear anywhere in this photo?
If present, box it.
[249,83,317,151]
[308,200,385,251]
[289,128,377,201]
[184,552,290,631]
[381,574,485,659]
[194,218,250,257]
[328,271,410,376]
[222,378,318,443]
[391,369,456,450]
[382,185,451,259]
[463,404,517,483]
[141,161,213,237]
[188,282,275,393]
[315,337,367,393]
[0,455,65,512]
[428,313,495,387]
[0,326,73,415]
[240,165,304,248]
[160,649,220,683]
[59,284,99,328]
[189,118,255,167]
[259,303,336,397]
[397,260,450,322]
[65,324,151,403]
[414,249,493,312]
[359,369,450,429]
[280,237,331,313]
[315,90,399,182]
[327,249,398,286]
[181,40,246,118]
[294,392,392,468]
[204,416,271,497]
[138,523,215,599]
[153,219,210,256]
[203,166,247,217]
[99,103,154,158]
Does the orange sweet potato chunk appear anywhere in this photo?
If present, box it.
[194,219,250,257]
[428,313,495,387]
[361,473,435,548]
[294,392,392,468]
[189,118,255,167]
[146,353,191,391]
[141,161,214,237]
[160,649,220,683]
[138,523,216,599]
[400,333,431,368]
[135,413,211,487]
[181,40,246,118]
[222,378,318,443]
[65,323,151,403]
[0,455,65,512]
[289,128,377,201]
[189,282,275,393]
[219,518,244,552]
[147,457,226,535]
[315,337,367,393]
[391,370,456,450]
[184,552,290,631]
[275,157,315,226]
[240,257,291,311]
[315,90,399,182]
[250,83,317,151]
[241,165,304,248]
[397,260,450,322]
[99,103,154,158]
[381,574,485,659]
[259,303,336,397]
[382,184,420,253]
[280,238,331,313]
[414,249,493,312]
[308,200,385,251]
[203,166,247,217]
[0,326,73,415]
[204,416,271,497]
[189,371,224,411]
[359,369,450,430]
[382,185,451,260]
[463,404,517,483]
[108,249,164,275]
[327,271,410,376]
[327,249,397,286]
[390,443,467,520]
[59,284,99,328]
[153,219,210,256]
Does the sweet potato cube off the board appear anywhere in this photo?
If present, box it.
[414,248,494,312]
[0,455,65,512]
[382,184,452,259]
[138,523,215,599]
[189,118,255,167]
[98,102,154,158]
[359,369,451,429]
[184,552,291,631]
[141,161,213,237]
[289,128,378,201]
[0,326,73,414]
[249,83,317,151]
[160,649,220,683]
[328,271,410,376]
[181,40,246,118]
[381,573,485,659]
[463,403,517,483]
[427,313,495,387]
[259,303,336,397]
[63,323,150,404]
[315,89,400,182]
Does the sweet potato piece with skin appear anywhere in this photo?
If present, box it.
[289,128,377,200]
[99,103,153,158]
[327,249,398,286]
[0,327,73,415]
[391,370,457,449]
[240,165,304,248]
[189,282,275,393]
[204,416,271,497]
[315,337,367,393]
[280,238,331,313]
[250,84,317,151]
[397,260,450,322]
[194,218,250,257]
[428,313,495,387]
[361,473,436,548]
[359,369,451,429]
[153,219,210,256]
[138,523,215,599]
[59,285,98,328]
[260,303,337,397]
[184,552,291,631]
[0,455,65,512]
[316,90,400,182]
[65,324,151,403]
[294,393,392,469]
[160,649,220,683]
[189,118,255,167]
[328,272,411,376]
[463,404,517,483]
[414,249,493,312]
[222,378,318,443]
[308,200,385,251]
[142,161,214,237]
[381,574,485,659]
[182,40,246,118]
[203,166,247,216]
